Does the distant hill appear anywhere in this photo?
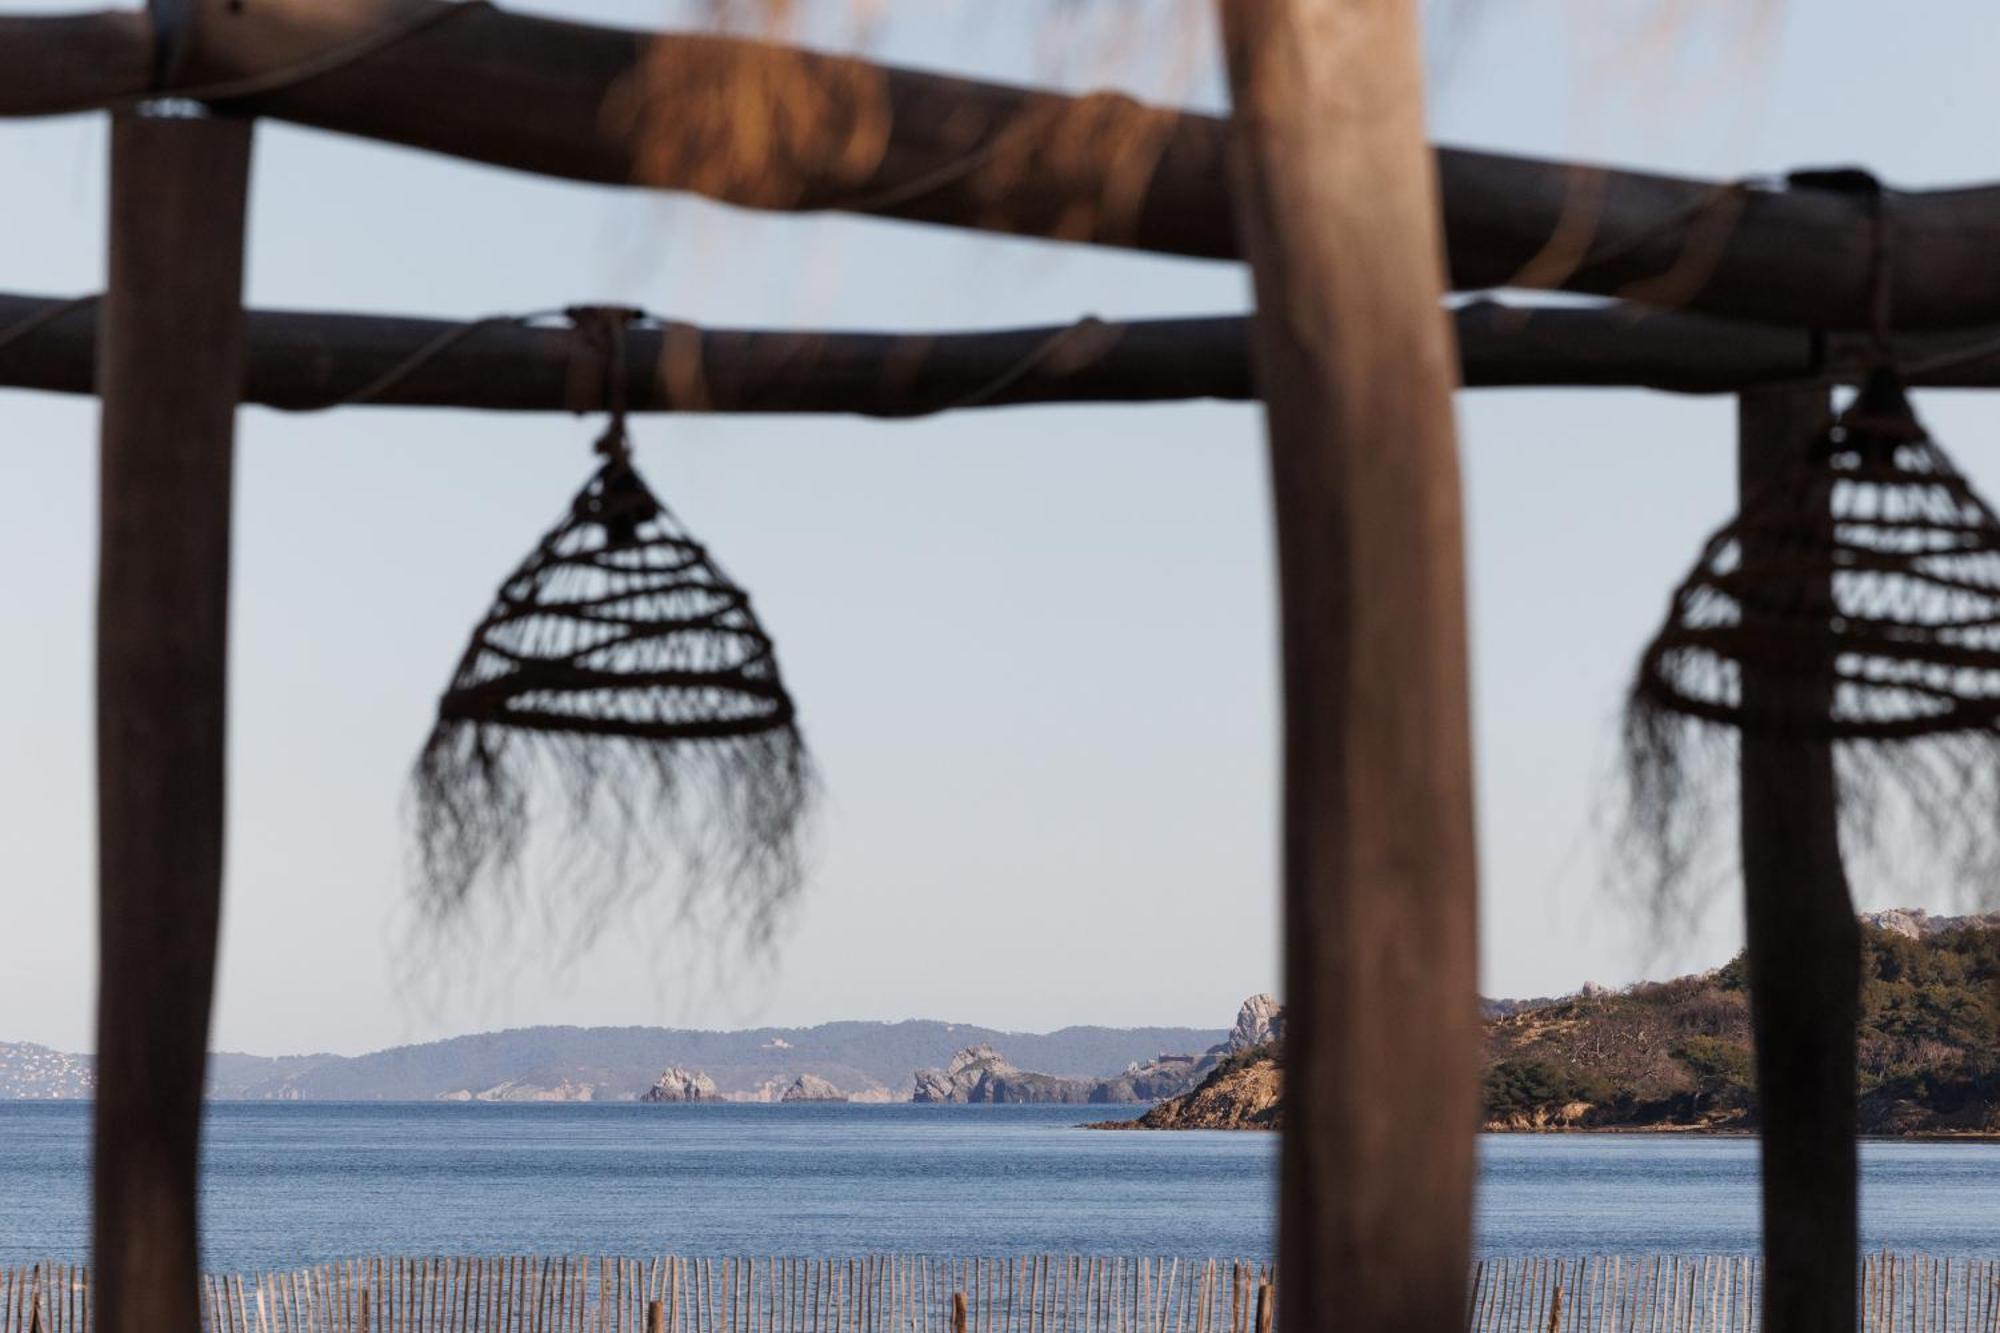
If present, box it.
[0,1042,91,1099]
[2,1020,1228,1103]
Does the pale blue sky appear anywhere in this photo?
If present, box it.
[4,0,1997,1055]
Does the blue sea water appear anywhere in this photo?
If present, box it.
[0,1103,1996,1271]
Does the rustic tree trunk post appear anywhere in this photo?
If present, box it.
[1217,4,1482,1332]
[1736,385,1859,1333]
[92,107,253,1333]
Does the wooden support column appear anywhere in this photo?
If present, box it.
[93,109,253,1333]
[1736,385,1859,1333]
[1218,4,1481,1331]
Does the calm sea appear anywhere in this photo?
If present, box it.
[1,1103,1996,1270]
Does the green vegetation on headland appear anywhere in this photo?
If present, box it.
[1484,921,1999,1135]
[1101,917,1997,1134]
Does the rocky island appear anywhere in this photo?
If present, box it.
[779,1074,845,1103]
[640,1067,719,1103]
[910,996,1284,1105]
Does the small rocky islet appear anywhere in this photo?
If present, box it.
[909,994,1282,1109]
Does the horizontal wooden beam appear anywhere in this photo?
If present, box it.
[193,5,1957,331]
[0,11,149,116]
[6,289,2000,412]
[10,2,2000,331]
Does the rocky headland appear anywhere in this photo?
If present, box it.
[912,996,1283,1106]
[1483,915,1999,1135]
[1090,1043,1282,1131]
[1093,912,2000,1135]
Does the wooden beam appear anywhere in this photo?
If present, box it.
[93,110,252,1333]
[8,2,2000,329]
[0,11,150,116]
[1736,385,1859,1333]
[1219,4,1479,1332]
[182,4,1957,329]
[11,291,2000,409]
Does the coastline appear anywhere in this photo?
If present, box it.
[1478,1124,2000,1143]
[1086,1117,2000,1142]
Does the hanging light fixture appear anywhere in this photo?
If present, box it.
[1624,368,2000,898]
[410,307,814,947]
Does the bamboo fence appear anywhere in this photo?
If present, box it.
[3,1254,1998,1333]
[0,1258,1274,1333]
[1462,1256,2000,1333]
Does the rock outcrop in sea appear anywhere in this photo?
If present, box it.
[779,1074,846,1103]
[911,1045,1099,1104]
[641,1066,719,1103]
[910,997,1287,1105]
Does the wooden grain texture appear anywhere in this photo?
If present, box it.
[184,2,2000,329]
[11,289,1977,412]
[0,12,148,116]
[11,4,2000,328]
[1736,386,1860,1333]
[0,292,1908,410]
[1217,3,1481,1332]
[92,110,253,1333]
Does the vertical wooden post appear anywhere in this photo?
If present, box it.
[92,108,253,1333]
[1736,385,1859,1333]
[1217,4,1481,1333]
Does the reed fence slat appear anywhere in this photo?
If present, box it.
[4,1254,1999,1333]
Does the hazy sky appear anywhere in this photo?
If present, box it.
[5,0,1998,1057]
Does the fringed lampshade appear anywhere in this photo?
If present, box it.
[1625,370,2000,896]
[412,386,811,947]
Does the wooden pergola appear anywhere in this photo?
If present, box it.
[4,2,1973,1331]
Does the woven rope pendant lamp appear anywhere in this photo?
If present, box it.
[410,308,812,947]
[1623,370,2000,901]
